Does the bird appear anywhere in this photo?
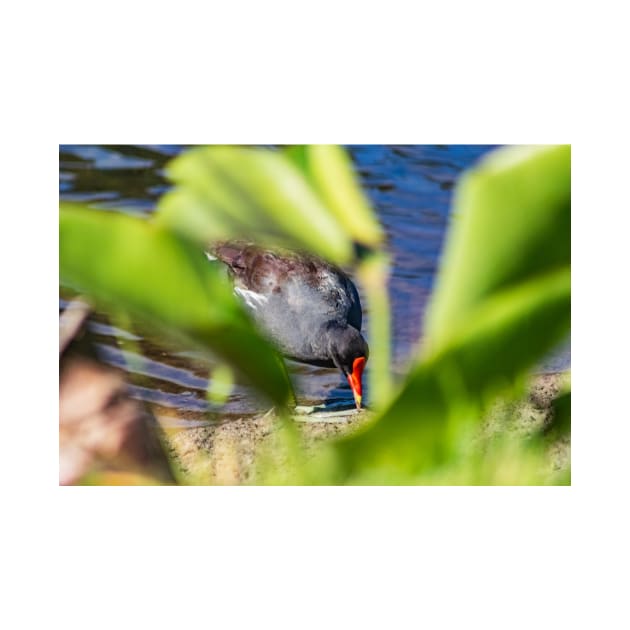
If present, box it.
[207,242,369,409]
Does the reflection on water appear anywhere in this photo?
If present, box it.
[59,145,570,421]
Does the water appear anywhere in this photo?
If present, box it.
[59,145,570,422]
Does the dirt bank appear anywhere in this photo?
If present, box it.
[161,372,570,484]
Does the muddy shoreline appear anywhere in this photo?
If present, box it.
[161,372,570,484]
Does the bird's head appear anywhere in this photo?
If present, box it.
[328,325,369,410]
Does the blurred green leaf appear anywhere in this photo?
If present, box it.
[59,203,291,406]
[425,145,570,350]
[156,146,354,264]
[284,145,384,247]
[337,268,570,477]
[335,145,571,481]
[207,364,235,407]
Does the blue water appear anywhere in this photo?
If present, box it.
[59,145,569,421]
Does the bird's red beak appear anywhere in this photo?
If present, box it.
[347,356,366,409]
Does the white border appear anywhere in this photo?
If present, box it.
[3,1,629,628]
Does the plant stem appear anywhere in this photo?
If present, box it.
[357,250,392,409]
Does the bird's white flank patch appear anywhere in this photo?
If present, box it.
[205,252,218,261]
[235,287,268,310]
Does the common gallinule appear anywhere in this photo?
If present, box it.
[208,242,369,409]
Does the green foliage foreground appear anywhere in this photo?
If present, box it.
[59,144,571,485]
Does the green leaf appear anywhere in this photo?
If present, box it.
[425,145,571,350]
[284,145,383,247]
[59,203,291,406]
[334,145,571,481]
[207,364,235,407]
[156,146,353,264]
[337,268,570,477]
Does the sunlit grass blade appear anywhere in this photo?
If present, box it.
[356,250,393,408]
